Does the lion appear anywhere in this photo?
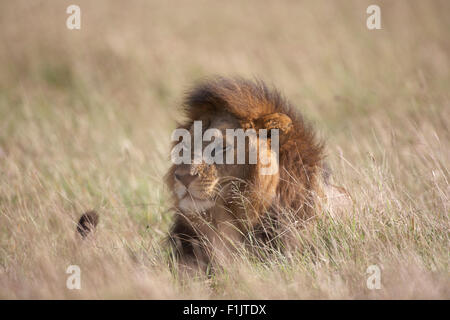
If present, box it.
[166,77,351,271]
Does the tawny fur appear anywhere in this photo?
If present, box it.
[166,77,336,271]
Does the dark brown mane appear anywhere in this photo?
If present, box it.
[183,77,325,216]
[167,77,327,270]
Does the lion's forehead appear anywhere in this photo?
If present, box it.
[191,114,261,144]
[187,112,238,131]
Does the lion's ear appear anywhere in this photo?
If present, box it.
[255,113,293,135]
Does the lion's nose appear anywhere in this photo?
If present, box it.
[175,172,198,188]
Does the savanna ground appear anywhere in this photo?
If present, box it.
[0,0,448,299]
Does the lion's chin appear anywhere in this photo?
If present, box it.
[178,196,214,213]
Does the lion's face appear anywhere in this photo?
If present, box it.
[172,112,252,213]
[167,78,332,270]
[168,106,294,220]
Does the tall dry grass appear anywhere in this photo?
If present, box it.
[0,0,448,298]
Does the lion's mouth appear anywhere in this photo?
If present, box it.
[176,188,203,200]
[182,193,207,201]
[178,194,214,212]
[176,185,211,201]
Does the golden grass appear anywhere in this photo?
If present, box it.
[0,0,448,299]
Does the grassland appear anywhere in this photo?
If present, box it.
[0,0,448,299]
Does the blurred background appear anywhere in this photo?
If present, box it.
[0,0,448,298]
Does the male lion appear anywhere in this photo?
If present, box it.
[166,77,350,271]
